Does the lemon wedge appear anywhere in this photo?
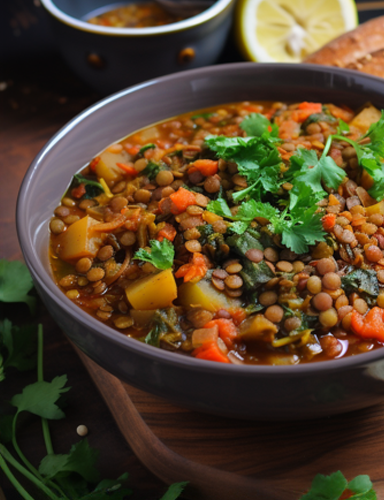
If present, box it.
[235,0,358,63]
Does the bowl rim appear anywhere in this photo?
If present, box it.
[39,0,235,37]
[17,61,384,377]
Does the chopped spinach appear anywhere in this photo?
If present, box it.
[240,259,275,291]
[302,112,336,130]
[197,224,214,244]
[341,269,379,299]
[73,174,104,198]
[145,309,180,347]
[226,227,263,257]
[138,143,156,155]
[141,161,164,180]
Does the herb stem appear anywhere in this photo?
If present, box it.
[11,413,42,481]
[37,324,54,456]
[322,134,358,158]
[0,448,35,500]
[0,444,60,500]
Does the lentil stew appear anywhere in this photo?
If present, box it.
[50,100,384,365]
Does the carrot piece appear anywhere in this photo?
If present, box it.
[297,102,322,111]
[277,146,294,161]
[204,318,238,349]
[92,215,126,232]
[328,194,340,206]
[125,145,140,156]
[71,183,86,199]
[192,342,230,363]
[175,252,208,283]
[169,187,196,215]
[351,307,384,342]
[116,162,138,177]
[322,213,336,232]
[230,308,247,326]
[278,119,300,139]
[157,223,177,242]
[327,104,354,122]
[89,156,100,172]
[188,159,218,177]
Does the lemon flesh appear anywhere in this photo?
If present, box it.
[236,0,358,63]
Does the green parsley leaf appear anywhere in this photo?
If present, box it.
[300,471,348,500]
[287,149,345,210]
[39,439,100,483]
[134,239,174,270]
[348,475,375,496]
[138,143,156,155]
[80,473,132,499]
[204,135,282,201]
[159,481,188,500]
[206,197,233,218]
[336,119,350,135]
[0,260,37,314]
[240,113,278,138]
[11,374,70,419]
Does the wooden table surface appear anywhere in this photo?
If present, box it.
[0,54,171,500]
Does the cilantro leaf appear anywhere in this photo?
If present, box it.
[336,119,350,135]
[206,197,233,218]
[348,475,375,495]
[39,439,100,483]
[240,113,278,138]
[11,374,70,419]
[80,473,132,499]
[300,471,348,500]
[0,260,36,314]
[287,149,345,210]
[204,135,282,201]
[134,239,174,270]
[160,481,188,500]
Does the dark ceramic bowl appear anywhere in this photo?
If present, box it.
[17,62,384,420]
[39,0,235,94]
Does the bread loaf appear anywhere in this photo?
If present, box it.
[304,16,384,78]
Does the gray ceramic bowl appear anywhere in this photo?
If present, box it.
[17,62,384,420]
[39,0,235,94]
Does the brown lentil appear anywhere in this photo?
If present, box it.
[120,231,137,246]
[322,272,341,290]
[156,170,174,186]
[97,245,114,261]
[76,257,93,274]
[87,267,105,282]
[306,275,322,295]
[264,247,279,263]
[259,291,278,307]
[224,275,243,289]
[365,245,383,262]
[317,258,336,275]
[185,240,202,253]
[50,218,65,234]
[284,316,301,331]
[276,261,293,273]
[226,262,243,274]
[319,308,338,328]
[312,292,333,311]
[264,305,284,323]
[245,248,264,263]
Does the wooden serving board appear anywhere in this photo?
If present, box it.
[74,346,384,500]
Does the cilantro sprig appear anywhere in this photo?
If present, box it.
[134,239,175,270]
[322,111,384,201]
[204,113,283,202]
[300,471,376,499]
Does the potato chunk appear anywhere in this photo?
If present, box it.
[58,215,104,262]
[349,105,381,134]
[95,150,131,186]
[239,315,278,342]
[125,269,177,310]
[178,279,241,312]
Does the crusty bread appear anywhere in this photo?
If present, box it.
[304,16,384,78]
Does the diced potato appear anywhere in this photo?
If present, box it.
[130,309,157,327]
[137,126,160,144]
[349,105,381,134]
[178,279,241,312]
[58,215,104,262]
[239,315,278,342]
[191,325,219,348]
[365,200,384,216]
[95,150,131,186]
[125,269,177,310]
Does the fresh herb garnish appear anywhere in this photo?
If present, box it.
[144,309,180,348]
[191,112,214,120]
[0,259,37,314]
[0,320,36,382]
[300,471,376,499]
[322,112,384,201]
[239,112,279,138]
[134,239,175,270]
[204,134,283,202]
[285,148,346,211]
[139,143,156,155]
[336,119,350,135]
[207,197,324,254]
